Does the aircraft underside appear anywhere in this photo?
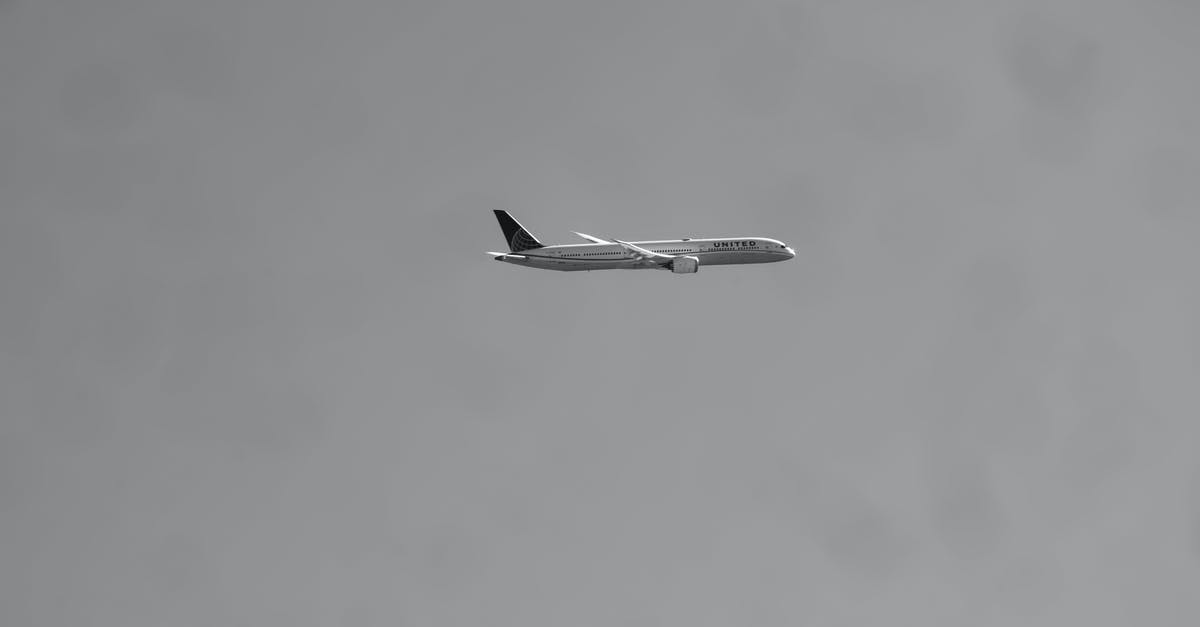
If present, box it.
[495,250,791,272]
[487,210,794,274]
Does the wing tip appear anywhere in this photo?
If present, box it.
[574,232,612,244]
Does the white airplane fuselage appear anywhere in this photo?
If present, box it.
[495,238,795,271]
[487,210,794,274]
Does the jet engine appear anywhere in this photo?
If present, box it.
[671,255,700,274]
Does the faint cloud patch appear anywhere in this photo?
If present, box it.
[156,345,328,456]
[717,9,805,118]
[1136,145,1199,224]
[145,22,240,101]
[59,62,143,138]
[1007,14,1103,115]
[151,271,330,456]
[978,552,1064,619]
[556,122,650,197]
[838,69,965,146]
[1005,14,1108,159]
[1060,337,1141,495]
[921,255,1052,453]
[959,255,1034,336]
[872,195,954,268]
[800,479,910,580]
[144,533,215,599]
[411,524,490,599]
[1191,466,1200,564]
[927,455,1007,560]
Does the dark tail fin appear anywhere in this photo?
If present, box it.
[493,210,544,252]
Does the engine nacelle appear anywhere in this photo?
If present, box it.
[671,255,700,274]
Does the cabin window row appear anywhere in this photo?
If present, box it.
[559,249,697,256]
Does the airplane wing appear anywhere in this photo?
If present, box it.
[613,239,676,268]
[574,232,612,244]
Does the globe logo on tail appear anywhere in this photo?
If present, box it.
[510,228,541,252]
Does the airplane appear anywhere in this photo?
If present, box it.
[486,210,794,274]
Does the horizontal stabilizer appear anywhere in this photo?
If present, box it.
[486,251,526,260]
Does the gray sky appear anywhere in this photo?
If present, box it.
[3,0,1200,624]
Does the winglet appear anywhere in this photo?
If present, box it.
[574,232,611,244]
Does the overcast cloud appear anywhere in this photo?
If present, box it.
[3,0,1200,625]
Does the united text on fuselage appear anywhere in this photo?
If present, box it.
[485,211,795,274]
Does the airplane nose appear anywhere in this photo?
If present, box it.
[785,246,796,258]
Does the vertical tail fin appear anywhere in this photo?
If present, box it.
[493,210,544,252]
